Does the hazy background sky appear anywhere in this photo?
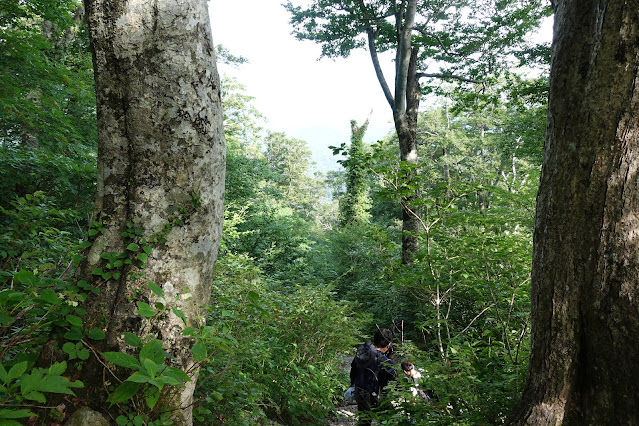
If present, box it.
[208,1,553,171]
[208,0,396,170]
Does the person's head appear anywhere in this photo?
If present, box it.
[401,361,414,375]
[373,328,393,351]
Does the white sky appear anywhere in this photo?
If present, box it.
[208,0,395,168]
[208,1,553,170]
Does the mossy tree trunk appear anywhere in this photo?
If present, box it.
[44,1,225,424]
[508,1,639,424]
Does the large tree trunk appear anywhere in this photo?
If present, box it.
[508,1,639,424]
[46,1,225,424]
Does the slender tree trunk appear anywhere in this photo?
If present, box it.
[44,1,225,424]
[396,49,421,264]
[508,1,639,424]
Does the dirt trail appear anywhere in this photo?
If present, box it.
[328,355,358,425]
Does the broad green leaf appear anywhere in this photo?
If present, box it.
[155,375,182,387]
[65,314,83,328]
[0,313,13,325]
[139,340,165,365]
[8,361,27,381]
[48,361,67,377]
[123,332,142,348]
[126,243,139,251]
[125,372,152,384]
[141,358,158,378]
[192,341,207,362]
[148,281,164,297]
[40,289,61,305]
[87,329,106,340]
[0,408,34,419]
[135,301,155,318]
[22,391,46,403]
[107,381,139,405]
[13,270,36,286]
[102,352,141,370]
[20,370,43,395]
[38,375,81,395]
[64,326,83,341]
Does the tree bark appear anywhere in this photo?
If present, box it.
[508,1,639,424]
[45,1,225,424]
[396,48,421,264]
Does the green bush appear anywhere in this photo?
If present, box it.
[193,251,363,425]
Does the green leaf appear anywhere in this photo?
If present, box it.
[0,363,8,383]
[116,416,129,425]
[141,358,158,378]
[135,301,156,318]
[48,361,67,377]
[65,314,83,328]
[145,386,161,410]
[20,370,43,396]
[192,341,207,362]
[163,366,191,383]
[125,372,152,384]
[137,252,148,262]
[172,307,187,325]
[64,326,83,341]
[182,327,198,336]
[39,375,82,394]
[22,391,46,403]
[40,289,61,305]
[62,342,77,358]
[102,352,141,370]
[148,281,164,297]
[107,381,139,405]
[126,243,139,251]
[77,349,90,360]
[123,332,143,348]
[8,361,27,381]
[0,408,34,419]
[87,329,106,340]
[139,340,165,365]
[143,245,152,254]
[13,270,36,286]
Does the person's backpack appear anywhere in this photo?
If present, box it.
[353,341,384,397]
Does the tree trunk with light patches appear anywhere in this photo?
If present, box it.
[508,1,639,424]
[396,48,421,264]
[47,1,225,424]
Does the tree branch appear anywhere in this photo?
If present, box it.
[355,0,395,109]
[394,0,417,115]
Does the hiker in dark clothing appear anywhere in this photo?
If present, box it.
[350,328,397,426]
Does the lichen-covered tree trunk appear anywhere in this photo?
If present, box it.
[51,1,225,424]
[508,1,639,424]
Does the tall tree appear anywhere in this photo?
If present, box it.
[508,1,639,424]
[44,1,226,424]
[339,119,371,226]
[285,0,550,263]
